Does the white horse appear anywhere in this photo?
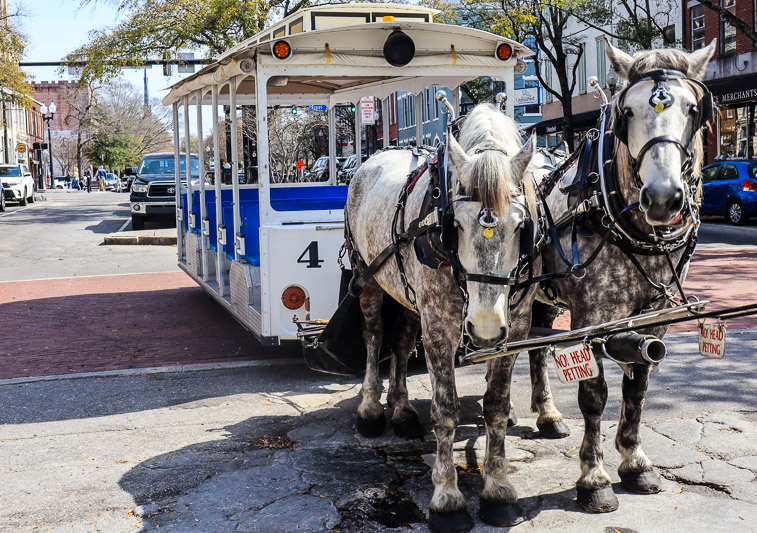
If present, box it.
[345,104,537,531]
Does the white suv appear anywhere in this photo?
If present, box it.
[0,164,35,208]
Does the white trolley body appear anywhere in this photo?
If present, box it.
[163,3,531,345]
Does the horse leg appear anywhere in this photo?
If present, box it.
[530,302,570,438]
[479,354,524,526]
[387,308,424,438]
[576,358,619,512]
[356,282,386,437]
[616,364,662,493]
[423,320,473,533]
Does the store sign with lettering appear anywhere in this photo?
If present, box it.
[551,344,600,384]
[514,88,540,107]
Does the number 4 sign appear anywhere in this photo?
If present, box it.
[698,321,726,359]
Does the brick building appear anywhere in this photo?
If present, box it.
[685,0,757,161]
[32,81,89,133]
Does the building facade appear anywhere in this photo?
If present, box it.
[684,0,757,162]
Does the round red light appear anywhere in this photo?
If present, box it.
[496,43,513,61]
[282,285,307,309]
[272,41,292,60]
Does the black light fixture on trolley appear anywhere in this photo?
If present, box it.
[383,28,415,67]
[40,101,57,190]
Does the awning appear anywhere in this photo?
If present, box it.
[525,109,601,135]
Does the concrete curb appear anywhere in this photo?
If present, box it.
[104,230,177,246]
[0,358,302,386]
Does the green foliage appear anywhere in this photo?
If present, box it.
[67,0,323,84]
[0,14,32,105]
[84,134,140,169]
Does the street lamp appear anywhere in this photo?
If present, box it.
[40,102,57,190]
[607,68,619,96]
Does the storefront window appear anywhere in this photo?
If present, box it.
[718,104,757,159]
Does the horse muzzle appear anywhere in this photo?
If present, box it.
[639,182,685,226]
[464,319,508,349]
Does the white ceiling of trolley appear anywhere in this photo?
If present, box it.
[162,19,533,106]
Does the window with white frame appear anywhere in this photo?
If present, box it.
[577,44,587,93]
[596,39,607,87]
[543,61,553,103]
[721,0,737,54]
[691,5,705,51]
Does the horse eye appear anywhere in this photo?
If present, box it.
[623,108,634,118]
[689,105,699,116]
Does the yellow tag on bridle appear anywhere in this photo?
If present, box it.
[654,102,665,113]
[483,227,494,239]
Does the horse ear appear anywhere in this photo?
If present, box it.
[511,134,536,182]
[447,134,471,181]
[605,39,634,81]
[688,40,716,80]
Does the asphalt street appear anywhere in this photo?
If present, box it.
[0,193,756,531]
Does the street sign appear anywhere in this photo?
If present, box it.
[514,87,540,107]
[308,104,328,111]
[16,144,26,153]
[360,96,375,125]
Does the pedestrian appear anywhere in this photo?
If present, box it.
[96,166,107,191]
[71,167,81,190]
[84,168,92,193]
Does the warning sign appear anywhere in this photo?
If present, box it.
[552,344,600,384]
[699,321,726,359]
[360,96,375,125]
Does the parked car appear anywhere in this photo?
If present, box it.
[306,156,346,182]
[53,175,70,189]
[701,160,757,225]
[338,154,357,184]
[0,163,35,206]
[129,152,200,230]
[105,173,122,192]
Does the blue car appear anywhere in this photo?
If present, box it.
[700,160,757,225]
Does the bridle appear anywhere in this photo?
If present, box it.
[612,69,713,188]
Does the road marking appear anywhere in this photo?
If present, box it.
[0,203,40,217]
[116,218,131,233]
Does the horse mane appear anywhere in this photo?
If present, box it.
[615,49,706,184]
[456,103,537,218]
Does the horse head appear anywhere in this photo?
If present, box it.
[607,40,716,225]
[446,106,536,348]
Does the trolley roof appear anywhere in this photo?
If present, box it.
[163,3,532,107]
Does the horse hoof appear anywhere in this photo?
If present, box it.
[356,413,386,438]
[508,410,518,427]
[576,486,619,513]
[620,470,663,494]
[537,420,571,439]
[393,417,425,439]
[479,498,525,527]
[427,508,474,533]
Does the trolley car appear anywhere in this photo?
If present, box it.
[163,3,531,346]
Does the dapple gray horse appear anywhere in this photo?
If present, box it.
[345,104,537,531]
[525,41,716,512]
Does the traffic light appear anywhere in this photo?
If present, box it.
[291,107,298,115]
[350,105,356,113]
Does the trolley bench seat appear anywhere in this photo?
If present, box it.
[185,186,348,265]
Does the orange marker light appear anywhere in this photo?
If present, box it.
[382,16,395,22]
[282,285,307,309]
[496,43,512,61]
[272,41,292,60]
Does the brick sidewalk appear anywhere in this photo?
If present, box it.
[1,249,755,380]
[0,272,299,380]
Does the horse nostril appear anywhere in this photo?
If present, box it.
[667,187,684,212]
[639,187,651,212]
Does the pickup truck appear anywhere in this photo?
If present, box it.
[128,152,200,230]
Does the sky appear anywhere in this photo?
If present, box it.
[17,0,192,106]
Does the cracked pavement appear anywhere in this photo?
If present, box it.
[1,332,756,532]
